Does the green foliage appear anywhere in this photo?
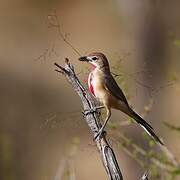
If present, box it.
[171,168,180,176]
[150,165,160,178]
[108,122,118,130]
[173,40,180,48]
[110,124,180,180]
[149,140,155,147]
[169,72,179,82]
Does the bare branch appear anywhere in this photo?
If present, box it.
[55,59,123,180]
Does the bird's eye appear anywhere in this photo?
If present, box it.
[92,57,98,60]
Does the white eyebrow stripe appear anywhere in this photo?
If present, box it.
[87,56,93,61]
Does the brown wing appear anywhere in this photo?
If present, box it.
[104,74,129,105]
[105,74,163,145]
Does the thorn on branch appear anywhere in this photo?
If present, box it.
[65,58,69,64]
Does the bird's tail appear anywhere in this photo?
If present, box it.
[130,110,164,145]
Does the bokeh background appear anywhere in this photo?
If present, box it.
[0,0,180,179]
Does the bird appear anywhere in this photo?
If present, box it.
[79,52,163,145]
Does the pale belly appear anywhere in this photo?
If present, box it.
[88,68,128,112]
[89,72,128,112]
[91,76,119,108]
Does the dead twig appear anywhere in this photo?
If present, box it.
[48,10,81,56]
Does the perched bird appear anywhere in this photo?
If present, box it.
[79,52,163,145]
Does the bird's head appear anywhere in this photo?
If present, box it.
[78,52,110,71]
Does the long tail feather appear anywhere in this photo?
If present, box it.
[131,110,164,145]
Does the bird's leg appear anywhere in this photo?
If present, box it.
[83,106,104,116]
[94,109,111,140]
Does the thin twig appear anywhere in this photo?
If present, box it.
[47,10,81,56]
[115,131,179,173]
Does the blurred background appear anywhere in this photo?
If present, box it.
[0,0,180,179]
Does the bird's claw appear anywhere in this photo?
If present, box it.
[94,129,106,140]
[83,108,96,116]
[82,106,104,116]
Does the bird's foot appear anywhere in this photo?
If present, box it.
[82,106,104,116]
[94,128,106,140]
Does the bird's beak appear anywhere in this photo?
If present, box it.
[78,56,89,62]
